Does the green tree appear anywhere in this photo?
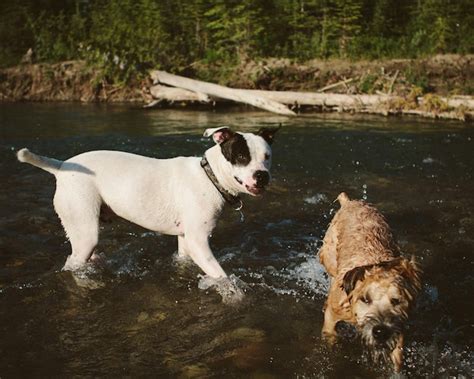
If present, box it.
[87,0,167,81]
[336,0,362,57]
[1,0,473,71]
[319,1,339,57]
[205,0,265,61]
[409,0,467,55]
[284,0,324,60]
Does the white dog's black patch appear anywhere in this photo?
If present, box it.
[257,127,279,145]
[220,133,251,166]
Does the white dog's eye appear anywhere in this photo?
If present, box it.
[264,153,270,160]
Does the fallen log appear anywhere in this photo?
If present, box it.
[239,90,474,111]
[246,90,388,109]
[147,85,385,110]
[426,95,474,109]
[147,71,474,121]
[149,84,211,103]
[150,70,295,116]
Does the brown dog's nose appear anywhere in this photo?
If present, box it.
[254,170,269,188]
[372,324,392,343]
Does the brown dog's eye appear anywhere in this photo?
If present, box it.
[391,298,401,306]
[361,295,372,304]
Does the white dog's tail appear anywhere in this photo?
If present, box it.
[17,148,63,175]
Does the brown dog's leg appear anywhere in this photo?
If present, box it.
[322,300,339,345]
[391,334,404,372]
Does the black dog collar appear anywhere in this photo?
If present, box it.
[200,157,243,211]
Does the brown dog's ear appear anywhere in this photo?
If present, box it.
[257,124,281,145]
[342,266,367,295]
[400,257,423,298]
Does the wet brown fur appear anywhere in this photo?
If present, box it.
[319,192,422,372]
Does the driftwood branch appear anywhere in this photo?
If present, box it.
[388,70,399,95]
[317,78,354,92]
[150,70,295,116]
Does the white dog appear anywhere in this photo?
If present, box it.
[17,126,278,282]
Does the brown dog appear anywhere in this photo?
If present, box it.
[319,193,422,372]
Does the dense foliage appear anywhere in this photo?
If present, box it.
[1,0,472,81]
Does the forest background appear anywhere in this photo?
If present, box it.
[1,0,472,84]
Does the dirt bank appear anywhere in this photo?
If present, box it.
[216,54,473,96]
[0,60,148,103]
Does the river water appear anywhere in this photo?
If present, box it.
[0,104,473,377]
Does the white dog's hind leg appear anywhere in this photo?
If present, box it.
[62,217,99,271]
[184,234,227,278]
[54,185,101,271]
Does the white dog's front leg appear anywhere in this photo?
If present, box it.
[176,235,190,261]
[184,234,227,279]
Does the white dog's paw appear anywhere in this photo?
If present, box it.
[198,274,248,304]
[62,255,105,289]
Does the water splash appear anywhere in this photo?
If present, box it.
[304,193,329,205]
[292,254,330,294]
[253,253,330,299]
[404,341,473,377]
[265,219,294,230]
[68,264,105,289]
[198,274,248,304]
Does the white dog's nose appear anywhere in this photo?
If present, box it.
[253,170,270,188]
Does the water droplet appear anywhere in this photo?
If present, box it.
[362,184,368,200]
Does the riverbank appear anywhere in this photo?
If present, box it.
[1,55,473,120]
[0,61,146,103]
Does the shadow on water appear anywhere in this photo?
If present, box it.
[0,103,473,377]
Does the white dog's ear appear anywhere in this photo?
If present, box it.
[203,126,235,144]
[256,124,281,145]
